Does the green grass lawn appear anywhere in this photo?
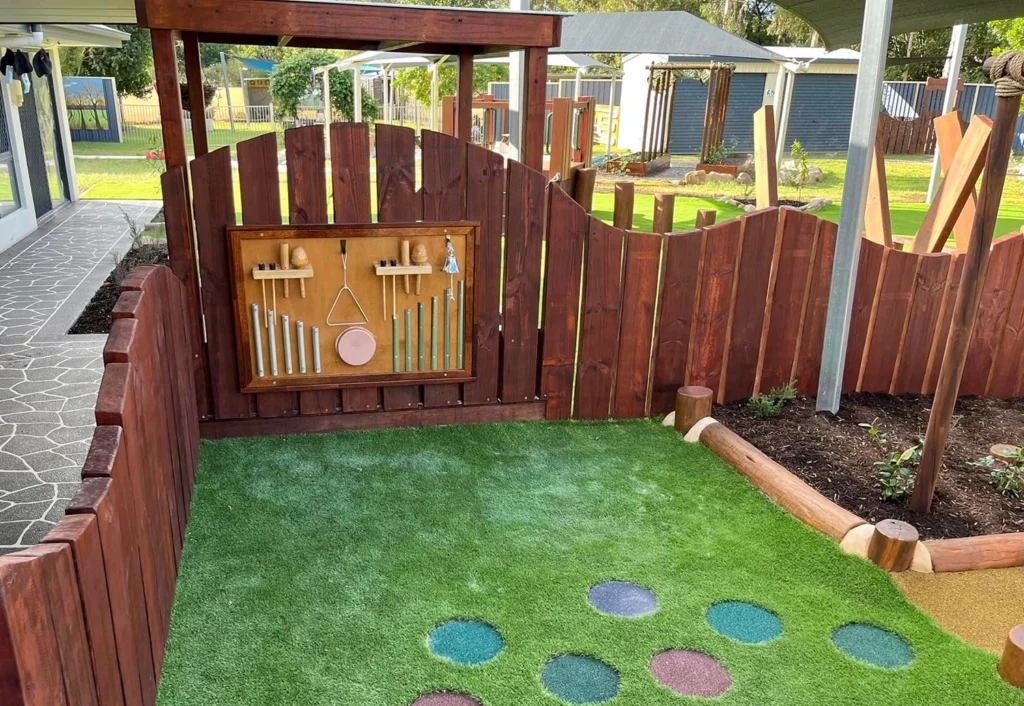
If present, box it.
[158,420,1022,706]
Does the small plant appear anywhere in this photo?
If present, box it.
[747,380,797,419]
[703,139,738,166]
[858,418,888,450]
[119,207,144,250]
[876,443,922,502]
[971,447,1024,497]
[790,139,810,200]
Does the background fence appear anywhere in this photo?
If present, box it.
[0,265,199,706]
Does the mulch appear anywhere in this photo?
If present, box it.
[68,244,169,335]
[713,394,1024,541]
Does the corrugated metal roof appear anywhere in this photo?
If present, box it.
[555,12,780,62]
[773,0,1022,49]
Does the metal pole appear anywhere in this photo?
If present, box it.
[507,0,529,160]
[323,67,332,126]
[606,75,617,155]
[816,0,894,414]
[775,68,794,168]
[220,52,236,134]
[353,64,362,122]
[383,65,391,123]
[926,24,968,204]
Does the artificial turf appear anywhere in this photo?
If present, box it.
[158,421,1024,705]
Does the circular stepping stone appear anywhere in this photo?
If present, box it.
[588,581,658,618]
[650,650,732,698]
[832,623,914,669]
[428,620,504,666]
[706,601,783,644]
[410,692,482,706]
[541,654,619,704]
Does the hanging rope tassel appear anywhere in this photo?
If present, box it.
[990,51,1024,99]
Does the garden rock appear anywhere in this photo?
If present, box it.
[736,173,753,186]
[683,170,708,185]
[706,172,734,184]
[800,198,832,213]
[779,162,824,187]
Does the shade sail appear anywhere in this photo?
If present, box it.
[555,11,779,62]
[774,0,1023,49]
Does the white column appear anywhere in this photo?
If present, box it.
[382,66,391,123]
[926,24,968,204]
[816,0,895,413]
[574,68,583,101]
[49,45,78,202]
[507,0,529,160]
[353,64,362,123]
[323,67,331,125]
[606,75,618,155]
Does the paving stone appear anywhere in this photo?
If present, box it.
[38,467,84,483]
[20,520,53,545]
[0,452,30,471]
[0,521,30,544]
[0,500,51,522]
[2,484,55,504]
[5,410,61,425]
[3,434,56,455]
[0,472,42,492]
[24,449,77,472]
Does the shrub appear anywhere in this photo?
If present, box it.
[972,447,1024,497]
[876,444,922,502]
[747,381,797,420]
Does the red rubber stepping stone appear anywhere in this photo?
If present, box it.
[411,692,482,706]
[650,650,732,697]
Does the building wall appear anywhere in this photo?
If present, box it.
[668,72,767,154]
[780,73,857,152]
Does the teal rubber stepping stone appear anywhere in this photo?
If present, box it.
[706,601,783,644]
[541,654,619,704]
[427,620,504,666]
[832,623,914,669]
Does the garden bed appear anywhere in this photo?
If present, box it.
[68,243,169,334]
[714,394,1024,541]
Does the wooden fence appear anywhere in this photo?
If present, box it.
[0,266,199,706]
[168,122,1024,437]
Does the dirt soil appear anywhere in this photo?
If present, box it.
[714,394,1024,541]
[68,244,169,335]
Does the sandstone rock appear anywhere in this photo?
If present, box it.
[706,171,734,184]
[683,170,708,185]
[736,172,753,186]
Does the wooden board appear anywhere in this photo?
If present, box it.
[719,210,777,402]
[794,220,837,396]
[500,160,546,403]
[540,187,586,420]
[864,140,893,247]
[575,218,624,419]
[649,230,703,414]
[686,220,741,394]
[989,241,1024,398]
[756,209,819,395]
[462,145,506,406]
[934,111,976,253]
[859,248,917,393]
[752,106,778,209]
[890,253,952,395]
[842,238,886,392]
[612,230,662,418]
[330,122,379,413]
[924,254,966,394]
[229,224,477,391]
[960,234,1024,395]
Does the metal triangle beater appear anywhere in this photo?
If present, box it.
[327,239,369,326]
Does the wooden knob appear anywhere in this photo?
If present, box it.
[999,625,1024,689]
[411,243,428,264]
[674,386,713,435]
[867,519,919,572]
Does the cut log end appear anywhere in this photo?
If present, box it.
[674,386,713,435]
[991,444,1021,464]
[999,625,1024,689]
[867,519,920,572]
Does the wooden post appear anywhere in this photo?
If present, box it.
[522,46,549,171]
[695,209,717,229]
[440,96,456,136]
[934,111,977,252]
[181,32,208,157]
[753,105,778,209]
[572,168,596,214]
[151,29,188,171]
[912,55,1023,513]
[456,49,474,143]
[548,98,573,179]
[674,386,712,435]
[640,68,654,164]
[613,182,634,230]
[864,138,893,247]
[866,519,919,571]
[1000,625,1024,689]
[653,194,675,234]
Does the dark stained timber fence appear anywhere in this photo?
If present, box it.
[0,266,198,706]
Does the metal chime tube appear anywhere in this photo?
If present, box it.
[281,314,293,374]
[251,304,264,377]
[444,289,451,370]
[430,296,438,370]
[457,281,465,369]
[267,312,279,376]
[417,302,425,371]
[392,316,400,372]
[404,309,412,372]
[312,326,322,373]
[296,321,307,374]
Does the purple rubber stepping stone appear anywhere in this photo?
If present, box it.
[650,650,732,697]
[410,692,482,706]
[588,581,658,618]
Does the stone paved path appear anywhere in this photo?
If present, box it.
[0,200,158,553]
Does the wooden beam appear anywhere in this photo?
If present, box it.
[181,31,208,157]
[140,0,562,49]
[753,104,778,209]
[151,28,187,171]
[864,138,893,247]
[910,114,992,254]
[522,46,549,171]
[911,76,1022,513]
[456,49,474,143]
[934,111,977,252]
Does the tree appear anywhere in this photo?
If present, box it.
[70,25,154,98]
[991,18,1024,54]
[391,63,508,106]
[270,49,379,121]
[885,24,999,83]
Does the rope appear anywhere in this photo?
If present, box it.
[991,51,1024,98]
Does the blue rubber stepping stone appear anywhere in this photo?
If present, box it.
[427,620,504,666]
[588,581,658,618]
[706,601,783,644]
[541,654,619,704]
[832,623,914,669]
